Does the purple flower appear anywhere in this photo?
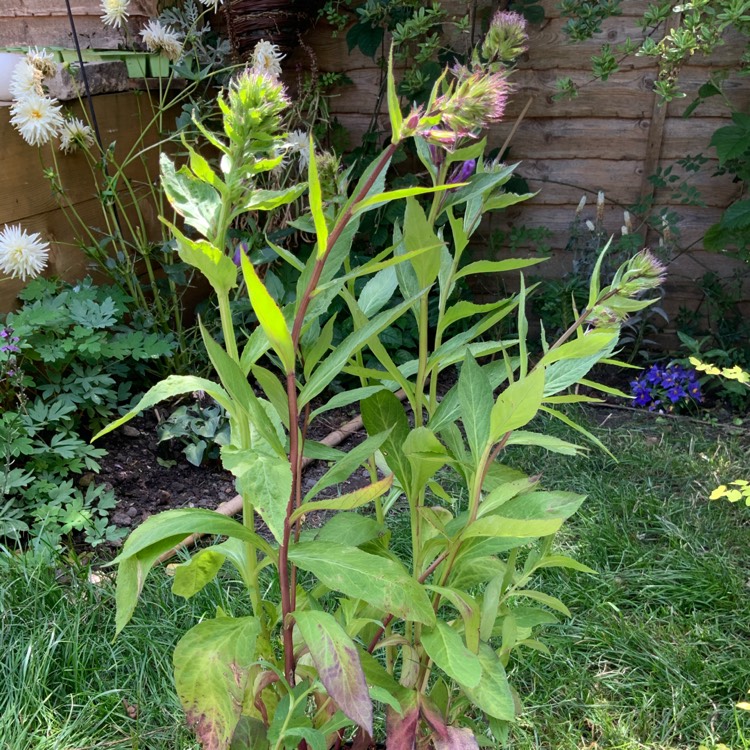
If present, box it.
[630,363,702,411]
[665,385,687,403]
[233,242,249,267]
[448,159,476,185]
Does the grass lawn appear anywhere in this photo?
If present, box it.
[1,406,748,749]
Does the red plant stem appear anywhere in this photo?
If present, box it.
[279,369,300,684]
[290,142,399,348]
[279,139,399,688]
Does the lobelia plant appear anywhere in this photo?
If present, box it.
[93,37,666,750]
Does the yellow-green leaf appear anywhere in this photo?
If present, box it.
[240,253,295,374]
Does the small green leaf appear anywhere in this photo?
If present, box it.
[222,446,293,545]
[504,431,584,455]
[243,184,307,212]
[160,153,221,238]
[458,354,493,460]
[291,474,393,523]
[303,430,391,502]
[361,390,411,490]
[403,197,442,289]
[386,45,403,142]
[534,554,597,574]
[358,267,398,317]
[510,589,571,616]
[454,257,543,282]
[458,643,514,721]
[294,610,373,734]
[172,548,226,599]
[165,221,237,295]
[490,367,545,442]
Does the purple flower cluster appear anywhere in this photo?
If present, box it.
[630,363,702,412]
[0,326,20,355]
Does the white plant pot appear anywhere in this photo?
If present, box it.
[0,52,24,102]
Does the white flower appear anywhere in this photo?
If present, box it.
[59,117,96,154]
[0,224,49,281]
[286,129,311,170]
[140,19,183,62]
[197,0,223,9]
[251,39,284,79]
[9,60,43,99]
[25,47,57,79]
[10,93,64,146]
[100,0,130,28]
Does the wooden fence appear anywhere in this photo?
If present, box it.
[293,0,750,323]
[2,0,748,326]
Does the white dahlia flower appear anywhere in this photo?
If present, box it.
[140,19,183,62]
[10,93,64,146]
[0,224,50,281]
[286,129,310,169]
[25,47,57,79]
[9,60,43,99]
[251,39,284,80]
[59,117,96,154]
[100,0,130,28]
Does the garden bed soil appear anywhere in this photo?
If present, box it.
[95,403,374,547]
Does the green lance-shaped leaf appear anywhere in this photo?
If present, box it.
[240,253,295,374]
[403,427,448,495]
[308,135,329,258]
[300,291,425,408]
[453,257,544,282]
[174,614,261,750]
[221,446,292,545]
[291,474,393,523]
[165,220,238,296]
[160,152,221,238]
[358,266,398,318]
[458,643,515,721]
[490,367,545,442]
[503,431,584,456]
[242,183,307,212]
[467,490,585,540]
[200,325,285,456]
[172,547,226,599]
[403,196,443,289]
[288,541,435,625]
[92,375,234,442]
[361,390,411,490]
[458,354,493,460]
[421,621,482,688]
[538,329,618,367]
[386,44,403,142]
[111,508,275,633]
[294,610,373,735]
[353,183,461,216]
[303,429,391,502]
[543,333,618,396]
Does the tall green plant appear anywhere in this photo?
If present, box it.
[94,48,665,749]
